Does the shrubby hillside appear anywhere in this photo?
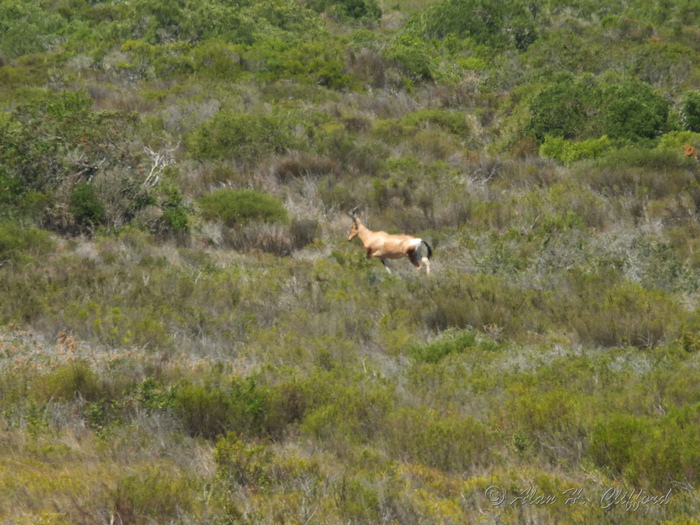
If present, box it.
[1,0,700,523]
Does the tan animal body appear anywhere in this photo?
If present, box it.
[347,208,432,275]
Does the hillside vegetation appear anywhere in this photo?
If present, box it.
[1,0,700,523]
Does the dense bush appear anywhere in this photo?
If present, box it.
[0,0,66,58]
[305,0,381,22]
[415,0,538,50]
[198,189,288,227]
[602,80,670,143]
[681,90,700,133]
[69,182,106,229]
[186,110,298,164]
[34,360,101,402]
[410,329,480,364]
[590,405,700,490]
[527,75,670,145]
[385,34,435,81]
[157,183,190,234]
[0,90,138,200]
[539,135,613,165]
[250,39,353,88]
[526,73,603,142]
[0,221,53,264]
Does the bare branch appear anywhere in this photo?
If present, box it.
[142,142,180,188]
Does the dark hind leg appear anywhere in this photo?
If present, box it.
[408,247,429,274]
[408,252,422,272]
[381,258,392,274]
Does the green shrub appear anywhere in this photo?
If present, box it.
[0,169,50,220]
[183,4,256,45]
[138,377,175,414]
[415,0,537,50]
[189,39,244,79]
[526,73,603,142]
[174,382,232,439]
[602,80,670,144]
[523,29,598,76]
[385,34,434,81]
[0,221,53,263]
[567,280,681,348]
[306,0,381,21]
[590,406,700,490]
[109,466,195,523]
[157,184,190,235]
[0,1,66,58]
[198,189,288,228]
[410,330,479,364]
[384,407,496,473]
[120,40,195,79]
[34,361,100,402]
[528,77,669,146]
[174,375,282,439]
[657,130,700,151]
[186,110,297,163]
[401,109,471,138]
[69,182,106,229]
[214,432,273,490]
[0,90,138,198]
[539,135,613,165]
[681,90,700,133]
[251,38,352,89]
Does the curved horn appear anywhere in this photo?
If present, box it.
[349,206,359,219]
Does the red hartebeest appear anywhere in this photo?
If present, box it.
[347,207,432,275]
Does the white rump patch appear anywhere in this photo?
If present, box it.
[410,238,422,249]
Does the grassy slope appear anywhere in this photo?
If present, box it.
[1,0,700,523]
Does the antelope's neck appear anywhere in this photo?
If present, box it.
[356,222,372,243]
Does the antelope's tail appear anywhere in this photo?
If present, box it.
[422,240,433,259]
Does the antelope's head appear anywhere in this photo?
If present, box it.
[348,207,360,241]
